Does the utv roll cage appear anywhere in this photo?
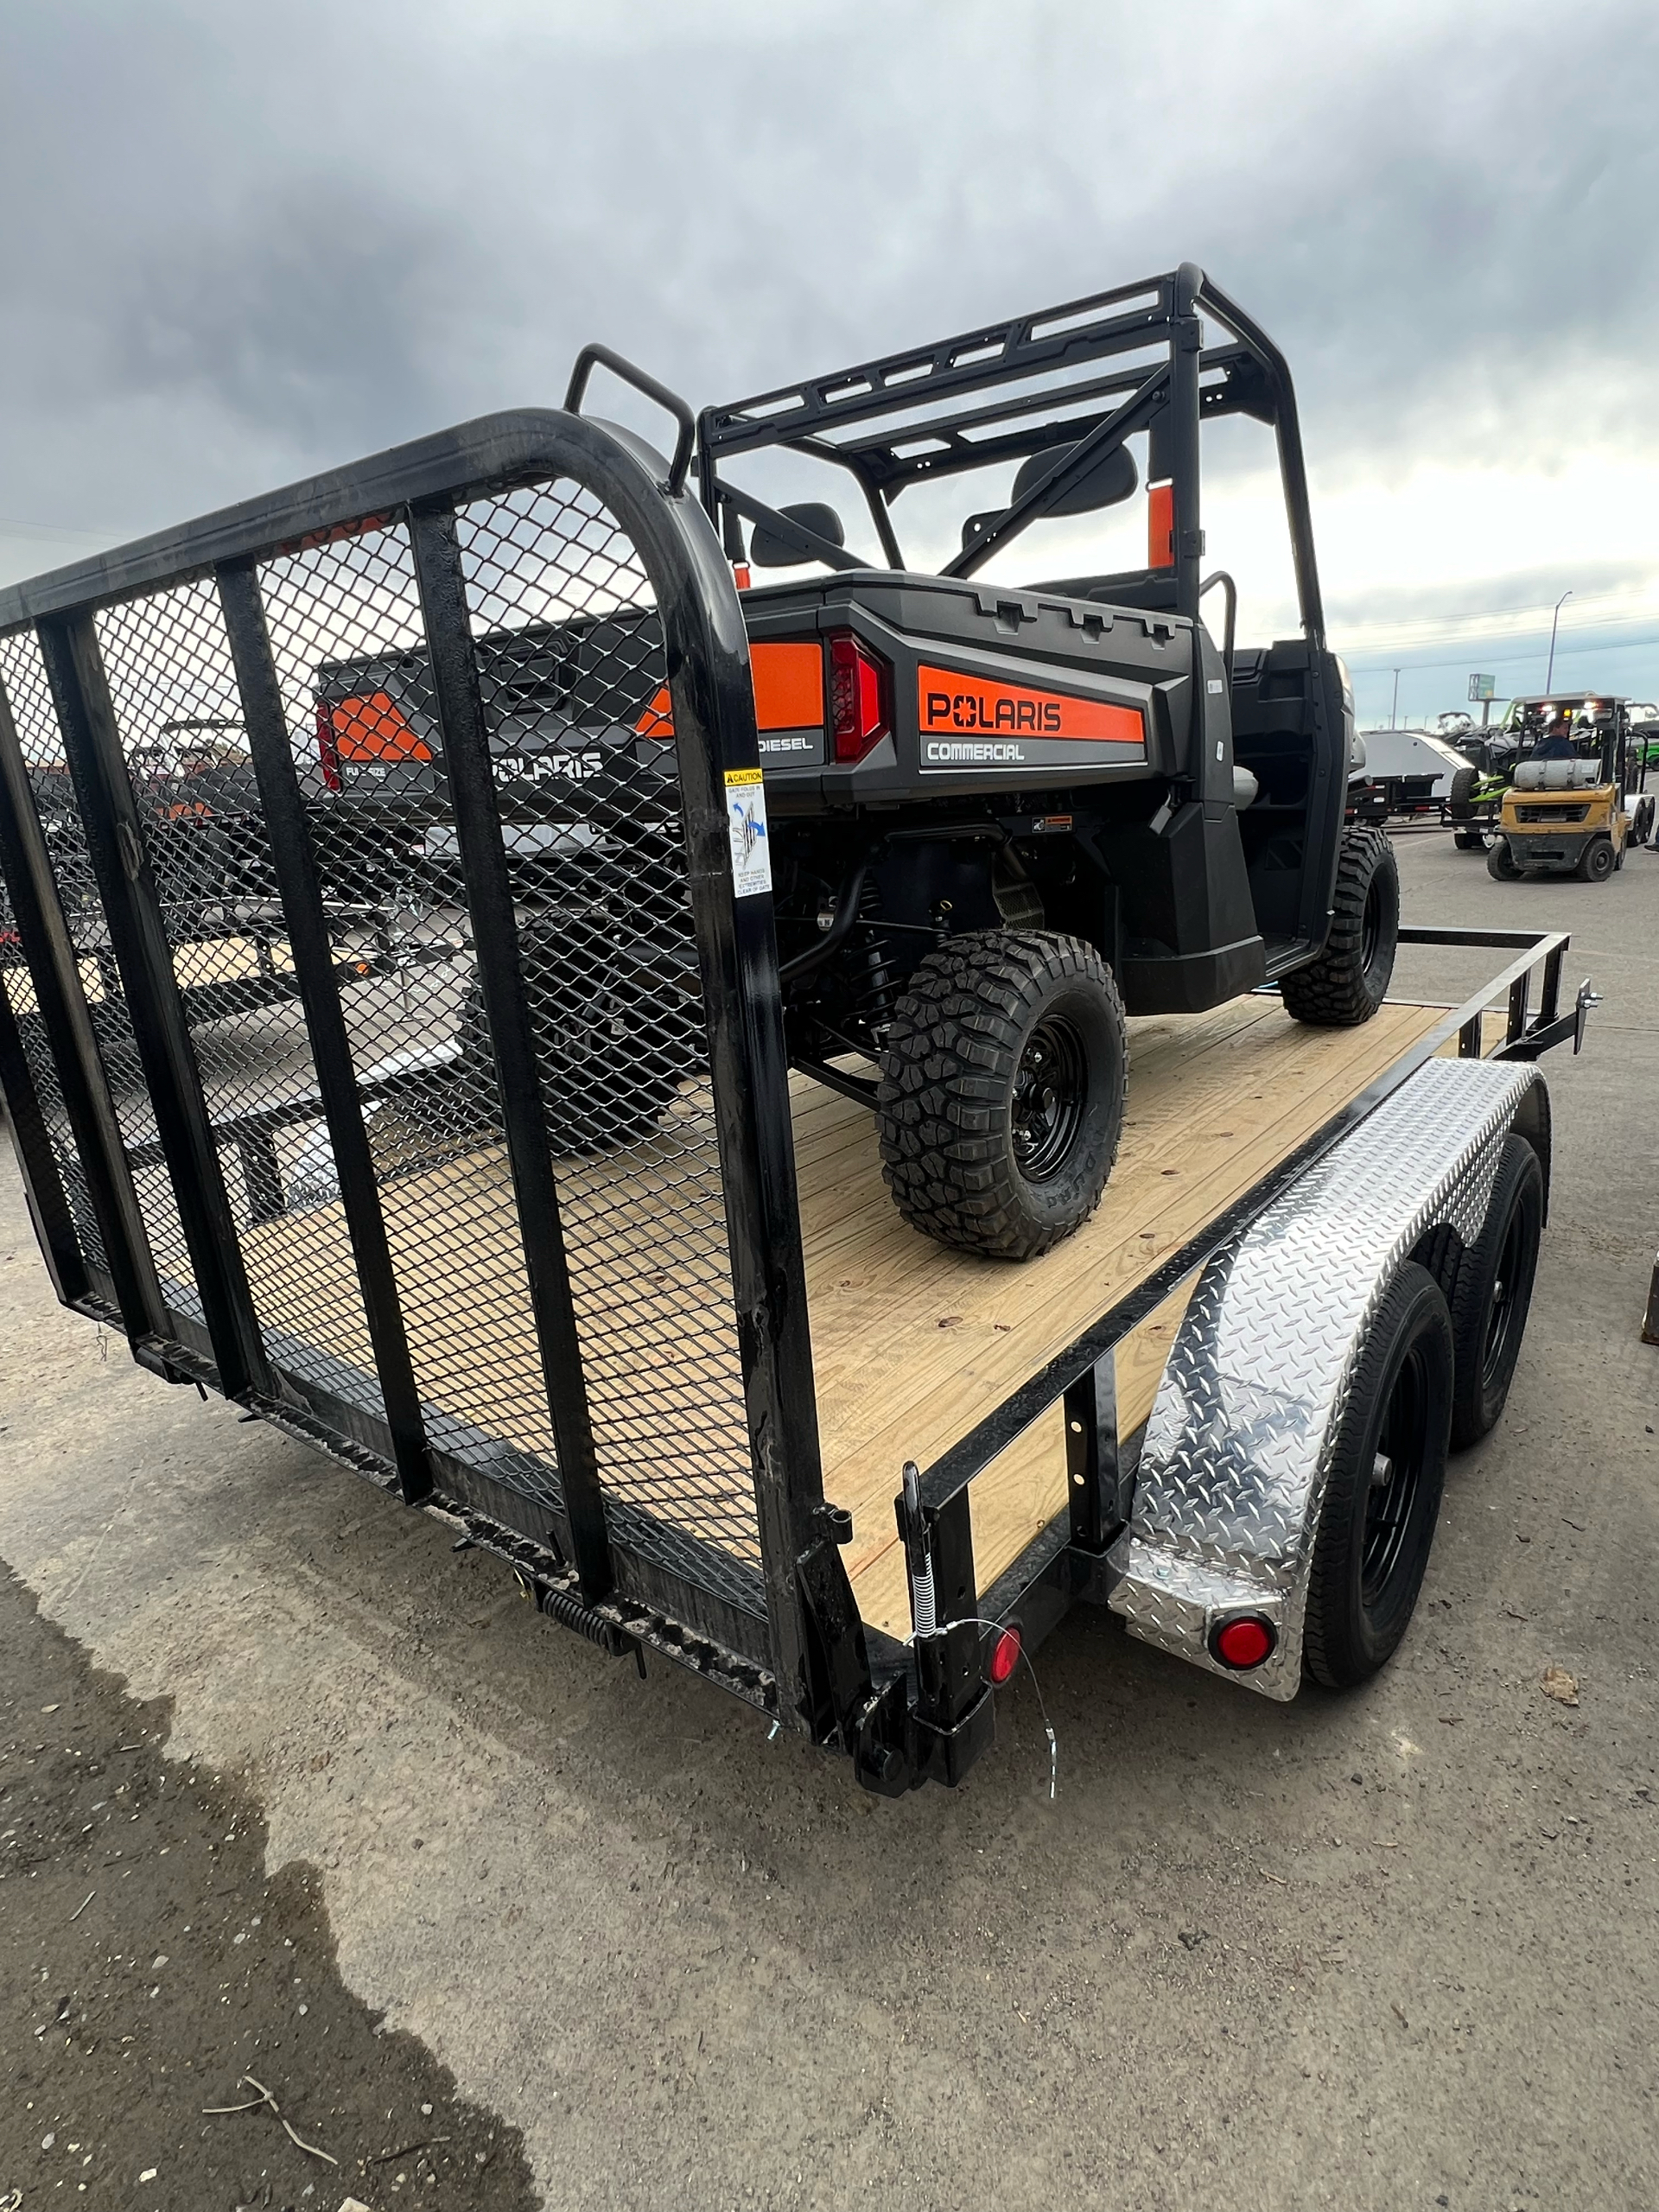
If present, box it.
[685,261,1326,653]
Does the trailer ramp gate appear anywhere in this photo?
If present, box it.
[0,407,839,1726]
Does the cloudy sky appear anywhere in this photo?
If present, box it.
[2,0,1656,723]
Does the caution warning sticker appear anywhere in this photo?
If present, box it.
[724,766,772,899]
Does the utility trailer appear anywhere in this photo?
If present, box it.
[0,272,1595,1794]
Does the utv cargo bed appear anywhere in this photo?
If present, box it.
[0,270,1592,1794]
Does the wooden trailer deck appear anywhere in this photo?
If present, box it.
[800,994,1446,1634]
[224,988,1460,1642]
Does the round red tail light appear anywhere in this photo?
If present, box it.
[1211,1614,1275,1670]
[986,1624,1023,1686]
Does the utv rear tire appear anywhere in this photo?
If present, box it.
[1453,829,1487,853]
[1446,765,1479,821]
[1280,824,1399,1027]
[1486,837,1521,881]
[1303,1262,1453,1690]
[877,931,1128,1262]
[1448,1135,1543,1449]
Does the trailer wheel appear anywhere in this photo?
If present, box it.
[1280,824,1399,1027]
[1303,1262,1453,1690]
[1577,836,1616,883]
[1446,765,1479,822]
[1485,837,1521,881]
[1448,1135,1543,1449]
[877,930,1128,1261]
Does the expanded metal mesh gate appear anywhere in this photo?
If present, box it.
[0,410,825,1697]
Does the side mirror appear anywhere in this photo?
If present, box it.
[748,501,846,569]
[1010,439,1139,518]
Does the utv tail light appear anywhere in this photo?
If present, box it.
[1210,1613,1275,1671]
[315,699,341,792]
[828,630,891,765]
[985,1623,1023,1687]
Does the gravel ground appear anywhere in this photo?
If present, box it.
[0,826,1656,2211]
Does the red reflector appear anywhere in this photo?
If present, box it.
[1147,478,1175,570]
[986,1624,1023,1687]
[828,630,891,765]
[1212,1615,1274,1670]
[315,698,340,792]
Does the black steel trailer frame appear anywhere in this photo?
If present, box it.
[0,385,1582,1796]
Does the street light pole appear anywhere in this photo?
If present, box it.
[1390,668,1402,728]
[1545,588,1572,693]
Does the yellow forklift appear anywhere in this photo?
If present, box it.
[1487,695,1654,882]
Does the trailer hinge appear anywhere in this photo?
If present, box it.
[794,1503,877,1752]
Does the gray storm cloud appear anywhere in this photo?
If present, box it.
[1,0,1654,613]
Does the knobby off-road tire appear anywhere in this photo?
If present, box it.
[1486,836,1522,881]
[877,930,1128,1262]
[1303,1261,1454,1690]
[1446,765,1479,822]
[1280,824,1400,1027]
[1448,1134,1543,1449]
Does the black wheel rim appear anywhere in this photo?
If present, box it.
[1360,874,1382,974]
[1362,1346,1430,1610]
[1011,1014,1087,1181]
[1482,1202,1528,1388]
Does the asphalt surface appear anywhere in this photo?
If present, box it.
[1,826,1656,2212]
[0,1571,538,2212]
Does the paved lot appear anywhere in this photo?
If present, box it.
[2,827,1656,2212]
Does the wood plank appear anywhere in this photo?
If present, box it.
[185,985,1451,1626]
[826,1001,1443,1610]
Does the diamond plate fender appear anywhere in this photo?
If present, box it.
[1107,1055,1546,1698]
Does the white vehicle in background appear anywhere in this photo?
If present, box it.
[1349,725,1477,823]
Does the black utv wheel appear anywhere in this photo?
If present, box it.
[1446,765,1479,822]
[876,930,1128,1262]
[1486,836,1522,881]
[1448,1135,1543,1449]
[1453,829,1487,853]
[1280,824,1399,1027]
[1303,1262,1453,1690]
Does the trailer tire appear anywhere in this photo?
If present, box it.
[877,930,1128,1261]
[1303,1262,1453,1691]
[1448,1135,1543,1450]
[1446,765,1479,821]
[1486,837,1521,881]
[1280,825,1398,1027]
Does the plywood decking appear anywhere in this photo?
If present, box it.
[213,990,1449,1636]
[805,995,1444,1632]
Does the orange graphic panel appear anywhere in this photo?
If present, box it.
[329,691,431,761]
[635,640,824,740]
[917,666,1145,747]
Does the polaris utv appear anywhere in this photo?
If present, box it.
[310,268,1393,1262]
[682,264,1395,1256]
